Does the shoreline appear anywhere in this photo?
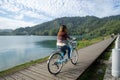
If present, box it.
[0,56,49,77]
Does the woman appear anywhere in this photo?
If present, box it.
[57,25,71,59]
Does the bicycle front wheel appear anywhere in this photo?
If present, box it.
[71,49,78,65]
[47,52,63,75]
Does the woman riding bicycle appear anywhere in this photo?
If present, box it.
[57,25,71,60]
[47,25,78,74]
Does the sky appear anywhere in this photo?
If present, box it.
[0,0,120,29]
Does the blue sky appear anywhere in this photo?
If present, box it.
[0,0,120,29]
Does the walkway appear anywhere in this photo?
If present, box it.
[0,38,114,80]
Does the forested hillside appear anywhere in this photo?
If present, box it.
[4,15,120,38]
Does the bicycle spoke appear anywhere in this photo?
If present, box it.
[71,49,78,65]
[47,52,63,75]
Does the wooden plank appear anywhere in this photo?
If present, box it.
[35,63,61,73]
[30,62,75,80]
[33,60,82,80]
[19,70,45,80]
[31,65,49,74]
[26,68,54,80]
[3,76,14,80]
[0,77,5,80]
[10,73,23,80]
[35,63,47,68]
[15,72,34,80]
[28,66,58,80]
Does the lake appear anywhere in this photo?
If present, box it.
[0,36,56,71]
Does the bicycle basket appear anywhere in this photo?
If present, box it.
[72,41,77,48]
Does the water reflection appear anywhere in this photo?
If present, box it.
[35,40,57,48]
[0,36,56,71]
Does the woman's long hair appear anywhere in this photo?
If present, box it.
[57,25,67,36]
[58,25,67,33]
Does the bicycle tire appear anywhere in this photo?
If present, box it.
[47,52,63,75]
[71,49,78,65]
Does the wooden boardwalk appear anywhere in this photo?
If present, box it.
[0,38,114,80]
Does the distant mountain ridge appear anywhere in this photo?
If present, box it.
[0,29,13,35]
[0,29,13,32]
[13,16,102,36]
[1,15,120,39]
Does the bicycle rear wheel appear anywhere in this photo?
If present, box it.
[71,49,78,65]
[47,52,63,75]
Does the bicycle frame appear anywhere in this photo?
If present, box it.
[59,39,77,63]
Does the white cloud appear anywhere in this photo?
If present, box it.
[0,0,120,29]
[1,0,120,16]
[1,0,120,18]
[14,14,24,20]
[1,2,20,12]
[22,10,51,20]
[0,17,35,29]
[0,10,7,14]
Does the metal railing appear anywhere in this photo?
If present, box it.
[112,34,120,77]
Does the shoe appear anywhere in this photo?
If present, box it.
[64,59,68,63]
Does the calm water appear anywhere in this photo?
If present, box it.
[0,36,56,71]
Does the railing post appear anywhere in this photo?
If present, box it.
[112,34,120,77]
[115,35,120,49]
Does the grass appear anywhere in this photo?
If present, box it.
[77,38,115,80]
[0,56,49,77]
[77,36,105,49]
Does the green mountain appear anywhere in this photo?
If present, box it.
[12,15,120,39]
